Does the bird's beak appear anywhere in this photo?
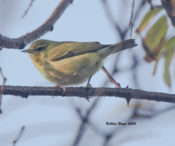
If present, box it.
[22,49,34,53]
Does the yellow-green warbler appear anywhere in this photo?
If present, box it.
[23,39,137,87]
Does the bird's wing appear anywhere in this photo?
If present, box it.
[48,41,107,61]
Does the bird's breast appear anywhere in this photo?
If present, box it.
[47,52,104,85]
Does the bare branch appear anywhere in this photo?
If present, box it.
[72,98,100,146]
[102,66,121,88]
[161,0,175,27]
[0,68,7,113]
[101,0,123,38]
[129,0,135,37]
[13,126,25,146]
[21,0,35,18]
[0,0,73,49]
[1,85,175,104]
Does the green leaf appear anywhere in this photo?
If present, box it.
[153,39,168,75]
[164,68,171,87]
[144,16,168,62]
[136,7,162,33]
[163,36,175,87]
[153,60,159,75]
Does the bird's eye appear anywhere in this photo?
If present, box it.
[36,47,45,51]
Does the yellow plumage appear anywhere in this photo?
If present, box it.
[23,39,137,86]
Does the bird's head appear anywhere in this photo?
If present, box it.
[22,39,52,55]
[22,39,58,63]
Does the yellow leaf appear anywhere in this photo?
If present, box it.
[163,36,175,87]
[144,16,167,62]
[153,60,159,75]
[153,38,168,75]
[136,8,162,33]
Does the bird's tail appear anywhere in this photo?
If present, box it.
[110,39,137,54]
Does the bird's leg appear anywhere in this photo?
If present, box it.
[102,66,121,88]
[56,84,66,92]
[84,75,93,101]
[86,75,92,88]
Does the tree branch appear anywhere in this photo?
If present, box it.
[0,0,73,49]
[21,0,35,18]
[13,126,25,146]
[1,85,175,104]
[161,0,175,28]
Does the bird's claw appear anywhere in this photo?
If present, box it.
[56,84,66,92]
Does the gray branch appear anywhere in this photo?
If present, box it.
[1,85,175,104]
[0,0,73,49]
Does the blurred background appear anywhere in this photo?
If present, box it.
[0,0,175,146]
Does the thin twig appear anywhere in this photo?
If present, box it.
[72,98,100,146]
[101,0,123,38]
[131,53,140,88]
[21,0,35,18]
[129,0,135,38]
[161,0,175,27]
[13,126,25,146]
[102,66,121,88]
[0,0,73,49]
[0,68,6,113]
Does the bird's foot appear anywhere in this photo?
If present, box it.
[56,84,66,92]
[85,84,92,102]
[86,82,92,88]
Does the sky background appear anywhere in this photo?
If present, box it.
[0,0,175,146]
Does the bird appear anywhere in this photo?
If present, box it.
[23,39,137,88]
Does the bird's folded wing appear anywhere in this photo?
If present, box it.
[48,41,107,61]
